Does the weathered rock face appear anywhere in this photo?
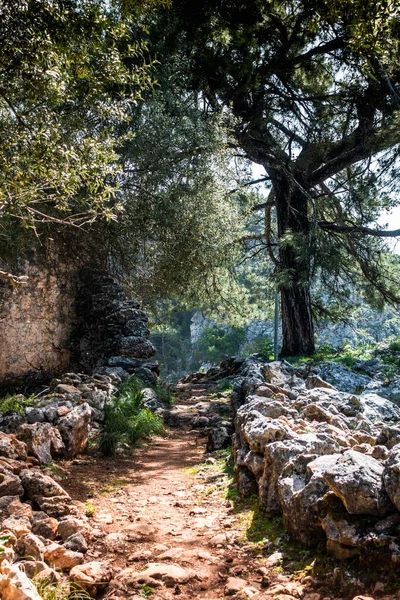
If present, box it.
[0,256,75,390]
[0,264,158,390]
[229,358,400,566]
[16,423,65,464]
[71,269,156,374]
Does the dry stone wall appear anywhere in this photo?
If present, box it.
[0,257,75,388]
[228,357,400,565]
[0,260,157,389]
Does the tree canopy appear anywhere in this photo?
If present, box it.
[145,0,400,355]
[0,0,161,278]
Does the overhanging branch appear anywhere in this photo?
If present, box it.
[319,221,400,237]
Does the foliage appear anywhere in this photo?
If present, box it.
[118,375,174,405]
[0,393,36,414]
[194,326,246,365]
[242,336,274,361]
[389,337,400,352]
[84,500,96,518]
[0,534,10,554]
[97,387,164,456]
[111,76,258,321]
[286,342,375,367]
[140,585,155,598]
[33,576,93,600]
[147,0,400,356]
[0,0,162,271]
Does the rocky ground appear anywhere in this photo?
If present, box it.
[2,358,400,600]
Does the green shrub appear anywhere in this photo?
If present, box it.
[97,388,164,456]
[389,337,400,352]
[118,376,174,406]
[242,336,274,360]
[0,393,36,414]
[195,326,246,365]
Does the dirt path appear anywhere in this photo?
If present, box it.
[60,386,318,600]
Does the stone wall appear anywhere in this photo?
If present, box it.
[0,259,157,389]
[0,257,76,388]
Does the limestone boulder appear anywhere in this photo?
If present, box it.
[37,496,71,518]
[58,403,91,458]
[19,469,69,501]
[15,533,46,561]
[31,513,58,540]
[0,563,42,600]
[278,454,337,545]
[7,500,33,522]
[2,517,32,538]
[0,434,27,461]
[259,434,339,515]
[133,563,196,587]
[141,388,162,410]
[315,362,371,394]
[320,450,393,516]
[206,425,231,451]
[63,532,88,553]
[57,517,91,541]
[383,445,400,511]
[16,423,65,464]
[242,415,295,453]
[0,468,23,498]
[69,561,112,596]
[44,542,84,570]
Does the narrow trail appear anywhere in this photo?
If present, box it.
[61,383,312,600]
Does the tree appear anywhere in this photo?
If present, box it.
[149,0,400,355]
[0,0,160,277]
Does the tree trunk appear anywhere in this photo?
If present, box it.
[273,173,315,357]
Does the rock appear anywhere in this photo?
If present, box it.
[19,469,70,502]
[320,450,393,516]
[58,403,91,458]
[64,533,88,553]
[225,576,248,596]
[315,363,371,394]
[31,514,58,540]
[0,563,42,600]
[32,567,62,585]
[133,563,195,587]
[24,408,45,425]
[0,433,27,461]
[259,435,339,515]
[18,561,47,579]
[57,517,90,541]
[44,542,84,570]
[7,500,33,520]
[0,469,23,497]
[265,551,283,567]
[126,523,155,540]
[207,426,231,451]
[2,517,32,538]
[69,561,112,597]
[16,423,65,464]
[37,496,71,518]
[141,388,163,410]
[54,384,82,403]
[383,445,400,511]
[278,454,335,545]
[208,533,230,546]
[15,534,46,561]
[306,375,336,390]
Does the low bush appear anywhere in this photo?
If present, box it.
[0,393,36,414]
[96,387,164,456]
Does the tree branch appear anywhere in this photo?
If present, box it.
[319,221,400,237]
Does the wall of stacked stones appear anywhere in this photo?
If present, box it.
[229,358,400,565]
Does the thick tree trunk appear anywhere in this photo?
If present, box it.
[272,173,315,357]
